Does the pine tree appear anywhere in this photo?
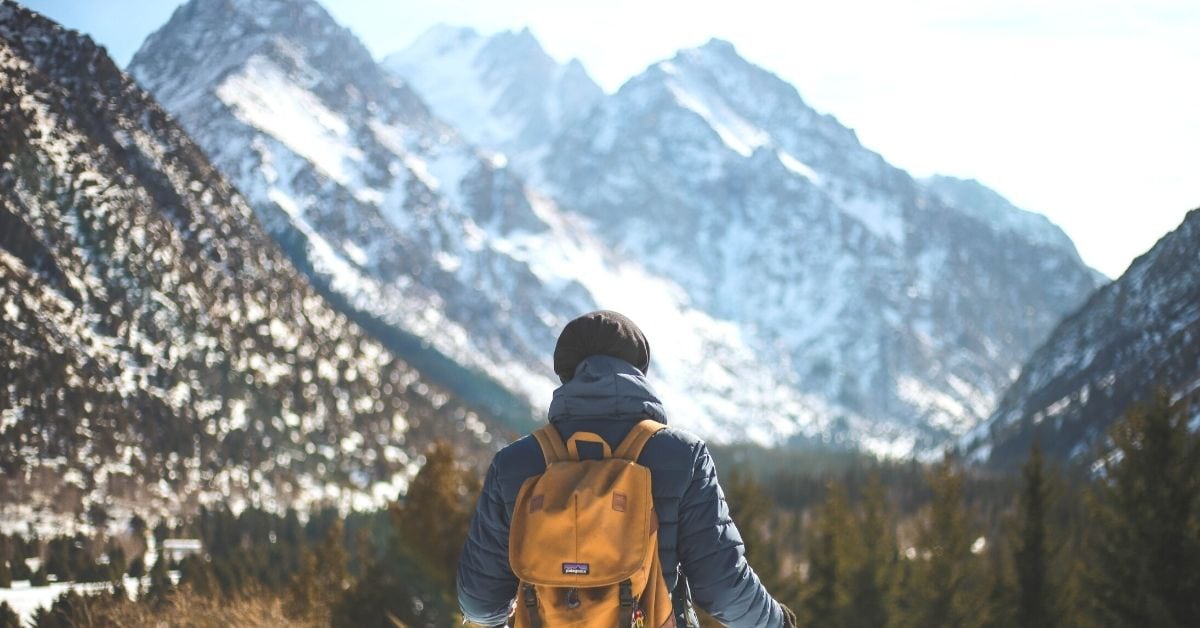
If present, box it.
[1086,391,1200,626]
[0,601,18,628]
[724,468,784,594]
[177,554,218,598]
[43,537,71,582]
[7,536,30,582]
[334,551,438,628]
[979,521,1017,628]
[32,590,86,628]
[1012,442,1060,628]
[846,471,895,628]
[391,440,480,591]
[128,554,145,579]
[0,536,7,586]
[898,456,985,628]
[145,551,173,607]
[29,567,48,586]
[801,481,854,627]
[286,519,349,624]
[105,542,127,585]
[152,521,169,549]
[336,440,480,626]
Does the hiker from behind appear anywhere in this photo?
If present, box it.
[457,310,797,627]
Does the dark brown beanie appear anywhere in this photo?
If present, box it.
[553,310,650,383]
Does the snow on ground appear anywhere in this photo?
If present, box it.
[777,149,822,184]
[659,61,770,159]
[0,576,158,623]
[490,193,835,444]
[217,55,364,187]
[840,193,905,246]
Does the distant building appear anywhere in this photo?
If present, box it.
[160,539,203,562]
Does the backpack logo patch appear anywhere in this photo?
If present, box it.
[562,562,590,575]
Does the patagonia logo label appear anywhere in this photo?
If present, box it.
[562,562,590,575]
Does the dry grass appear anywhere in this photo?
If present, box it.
[55,586,325,628]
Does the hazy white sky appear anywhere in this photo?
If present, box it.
[22,0,1200,278]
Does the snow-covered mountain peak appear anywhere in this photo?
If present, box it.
[132,0,432,129]
[484,26,547,58]
[224,0,329,24]
[384,25,603,176]
[539,38,1104,452]
[404,23,482,54]
[149,0,366,64]
[697,37,738,54]
[673,37,758,77]
[401,23,547,62]
[137,6,480,204]
[629,39,893,199]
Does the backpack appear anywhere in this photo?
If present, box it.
[508,419,675,628]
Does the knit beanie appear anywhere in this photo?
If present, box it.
[553,310,651,383]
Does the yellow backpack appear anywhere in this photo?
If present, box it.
[509,419,675,628]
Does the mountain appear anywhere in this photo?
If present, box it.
[535,39,1103,452]
[0,1,494,526]
[135,3,1105,454]
[128,0,838,446]
[924,175,1087,256]
[383,24,603,177]
[128,0,563,422]
[963,208,1200,468]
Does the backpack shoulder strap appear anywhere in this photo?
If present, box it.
[531,425,570,465]
[613,419,667,461]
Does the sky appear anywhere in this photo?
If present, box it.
[19,0,1200,278]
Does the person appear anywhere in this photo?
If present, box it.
[457,310,798,627]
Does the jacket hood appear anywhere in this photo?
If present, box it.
[548,355,667,424]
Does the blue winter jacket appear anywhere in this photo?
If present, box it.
[456,355,786,627]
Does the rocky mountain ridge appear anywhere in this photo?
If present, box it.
[0,0,493,526]
[963,207,1200,468]
[383,24,603,176]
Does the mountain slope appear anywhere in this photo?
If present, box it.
[0,1,493,524]
[383,24,603,177]
[128,0,845,446]
[963,208,1200,468]
[537,39,1103,451]
[924,175,1082,253]
[129,0,569,420]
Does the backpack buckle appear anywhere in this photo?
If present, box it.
[619,579,636,628]
[619,579,634,607]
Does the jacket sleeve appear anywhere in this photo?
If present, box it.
[676,442,786,628]
[457,461,517,626]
